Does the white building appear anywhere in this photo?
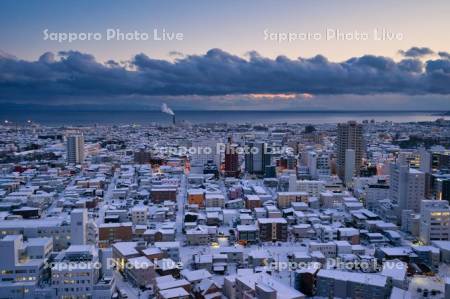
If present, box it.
[0,235,52,298]
[309,241,337,258]
[317,154,331,177]
[294,180,325,197]
[154,242,180,261]
[0,218,71,250]
[320,191,349,209]
[390,162,425,214]
[131,206,148,225]
[190,139,221,169]
[51,245,115,299]
[205,193,225,208]
[315,269,388,299]
[224,271,304,299]
[420,200,450,244]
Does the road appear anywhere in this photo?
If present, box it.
[114,271,152,299]
[96,170,118,225]
[175,173,187,243]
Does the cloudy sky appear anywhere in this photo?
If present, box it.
[0,0,449,110]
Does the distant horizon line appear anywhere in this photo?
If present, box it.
[0,102,449,113]
[0,108,448,113]
[1,102,449,113]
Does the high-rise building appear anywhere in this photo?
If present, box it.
[390,162,425,213]
[245,141,270,175]
[307,151,318,179]
[336,121,365,182]
[190,139,221,174]
[419,200,450,244]
[288,173,297,192]
[224,138,240,177]
[434,152,450,170]
[66,134,85,165]
[420,148,432,173]
[317,153,331,177]
[344,149,356,186]
[436,177,450,202]
[71,208,87,245]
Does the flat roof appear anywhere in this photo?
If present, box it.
[232,272,304,299]
[258,218,287,224]
[159,287,189,298]
[318,269,387,287]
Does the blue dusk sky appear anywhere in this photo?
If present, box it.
[0,0,449,110]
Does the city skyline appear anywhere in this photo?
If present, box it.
[2,2,450,299]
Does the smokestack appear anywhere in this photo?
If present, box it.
[161,103,175,125]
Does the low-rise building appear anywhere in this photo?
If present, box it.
[257,218,288,242]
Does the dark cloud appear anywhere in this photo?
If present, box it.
[438,51,450,59]
[398,59,423,73]
[0,48,449,103]
[0,50,17,60]
[399,47,434,58]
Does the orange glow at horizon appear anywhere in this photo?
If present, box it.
[248,93,314,100]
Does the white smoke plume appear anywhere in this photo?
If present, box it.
[161,103,175,115]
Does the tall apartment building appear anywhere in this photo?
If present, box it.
[419,200,450,244]
[307,151,318,179]
[390,162,425,213]
[66,134,85,165]
[224,139,240,177]
[420,148,432,173]
[336,121,364,182]
[344,149,356,185]
[317,153,331,177]
[70,208,87,245]
[245,141,270,175]
[435,177,450,202]
[434,152,450,170]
